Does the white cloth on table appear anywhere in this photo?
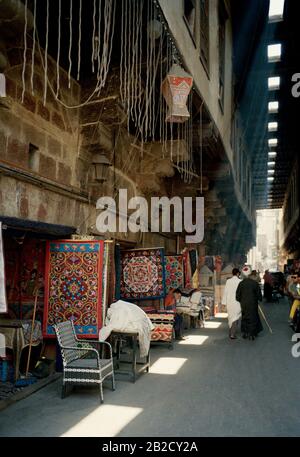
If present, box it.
[98,300,154,357]
[221,276,241,328]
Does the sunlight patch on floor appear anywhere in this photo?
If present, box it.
[60,404,143,437]
[178,335,209,345]
[204,321,222,329]
[149,357,187,375]
[215,313,228,319]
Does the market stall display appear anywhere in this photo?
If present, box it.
[43,240,105,338]
[116,247,166,300]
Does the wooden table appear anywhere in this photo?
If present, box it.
[0,319,42,381]
[110,331,150,383]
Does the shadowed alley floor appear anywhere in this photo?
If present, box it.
[0,299,299,437]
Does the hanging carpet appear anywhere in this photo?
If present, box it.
[43,240,104,338]
[116,248,166,300]
[165,255,184,293]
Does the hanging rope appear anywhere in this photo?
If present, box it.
[101,0,116,89]
[199,101,204,194]
[21,0,28,103]
[91,0,96,73]
[137,0,144,137]
[77,0,82,81]
[30,0,36,96]
[120,0,125,103]
[43,0,49,106]
[96,0,102,81]
[56,0,61,98]
[68,0,73,89]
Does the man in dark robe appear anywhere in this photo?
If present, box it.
[236,265,263,340]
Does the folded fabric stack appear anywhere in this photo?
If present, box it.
[147,313,174,343]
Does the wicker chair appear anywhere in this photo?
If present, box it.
[53,320,115,403]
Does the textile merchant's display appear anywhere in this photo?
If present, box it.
[4,236,45,320]
[117,248,166,300]
[165,255,184,293]
[0,222,7,313]
[99,300,154,357]
[43,240,104,338]
[147,313,174,343]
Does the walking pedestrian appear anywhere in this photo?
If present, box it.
[221,268,241,339]
[236,265,263,340]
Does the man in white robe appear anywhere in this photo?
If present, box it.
[222,268,241,339]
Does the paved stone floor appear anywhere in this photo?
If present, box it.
[0,299,299,437]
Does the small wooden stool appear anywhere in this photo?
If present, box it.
[110,331,150,383]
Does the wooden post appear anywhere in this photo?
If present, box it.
[25,289,38,377]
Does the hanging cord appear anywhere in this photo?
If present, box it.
[199,101,204,194]
[137,0,144,136]
[35,23,109,109]
[68,0,73,89]
[101,0,116,88]
[21,0,28,103]
[43,0,49,106]
[30,0,36,95]
[91,0,96,73]
[119,0,124,103]
[123,0,128,107]
[159,29,163,146]
[77,0,82,81]
[96,0,102,82]
[130,0,137,121]
[56,0,61,98]
[116,36,162,181]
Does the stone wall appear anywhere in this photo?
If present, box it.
[0,35,95,231]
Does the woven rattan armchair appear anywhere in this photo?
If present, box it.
[53,320,115,403]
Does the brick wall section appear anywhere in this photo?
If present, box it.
[0,131,7,160]
[39,154,57,181]
[57,162,72,186]
[1,43,81,189]
[6,138,28,168]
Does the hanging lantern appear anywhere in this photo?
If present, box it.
[91,153,111,183]
[161,64,193,123]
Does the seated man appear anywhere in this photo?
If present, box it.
[164,288,185,340]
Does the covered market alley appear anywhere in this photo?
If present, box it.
[1,300,300,437]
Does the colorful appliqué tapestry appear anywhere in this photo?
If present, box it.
[165,255,184,293]
[4,236,45,320]
[43,240,104,338]
[117,248,166,300]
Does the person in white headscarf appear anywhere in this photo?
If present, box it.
[236,265,263,340]
[99,300,154,357]
[222,268,241,339]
